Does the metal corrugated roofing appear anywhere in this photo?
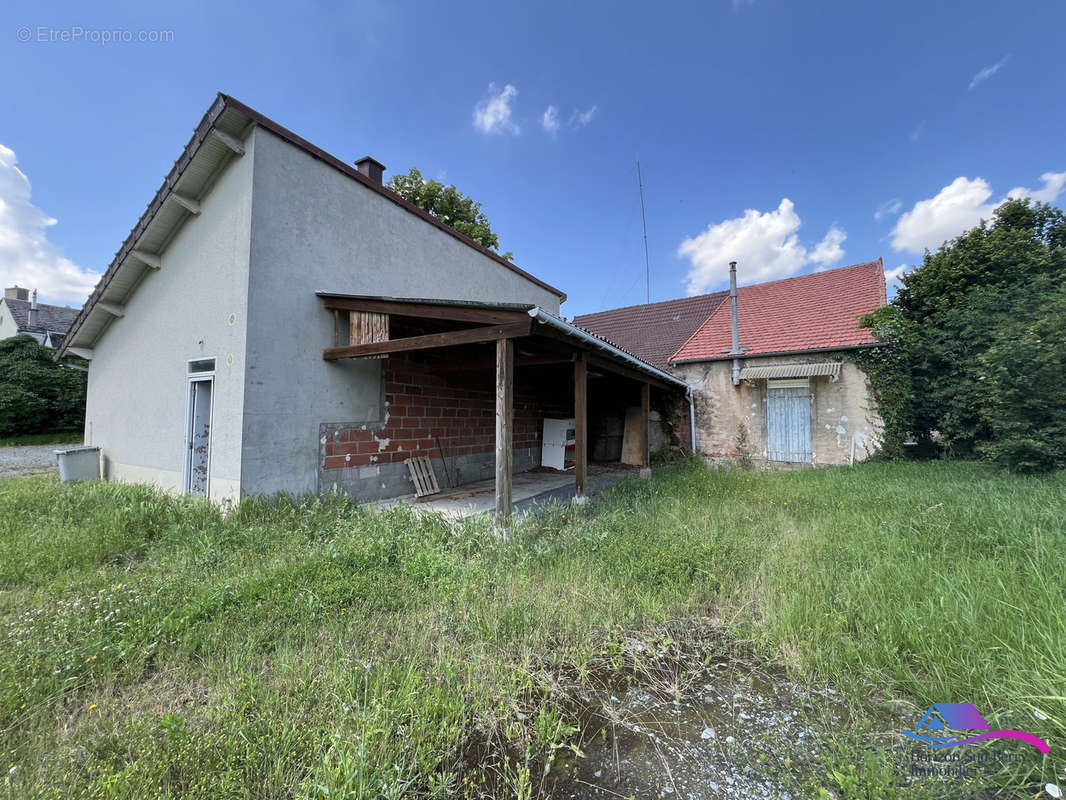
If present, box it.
[738,362,841,380]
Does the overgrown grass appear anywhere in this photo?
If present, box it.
[0,461,1063,798]
[0,432,81,447]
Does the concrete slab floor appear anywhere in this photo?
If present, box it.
[380,464,641,520]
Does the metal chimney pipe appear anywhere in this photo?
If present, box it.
[729,262,741,385]
[28,289,39,329]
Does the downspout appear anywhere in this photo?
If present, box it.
[728,261,742,385]
[687,387,696,453]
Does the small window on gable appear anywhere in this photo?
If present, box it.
[188,358,216,374]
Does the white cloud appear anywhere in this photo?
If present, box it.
[0,144,98,306]
[969,55,1009,90]
[909,120,925,143]
[874,198,903,221]
[473,83,519,135]
[892,177,996,253]
[1007,171,1066,203]
[810,225,846,266]
[678,198,847,295]
[568,105,597,128]
[892,171,1066,253]
[540,105,560,136]
[884,264,908,294]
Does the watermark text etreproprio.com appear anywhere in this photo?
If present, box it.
[16,26,175,44]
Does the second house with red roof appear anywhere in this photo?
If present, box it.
[575,260,887,467]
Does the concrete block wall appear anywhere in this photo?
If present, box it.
[318,354,571,500]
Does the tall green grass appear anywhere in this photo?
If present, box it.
[0,461,1063,798]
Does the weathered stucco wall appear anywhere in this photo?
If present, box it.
[241,127,565,497]
[675,354,881,466]
[83,132,254,502]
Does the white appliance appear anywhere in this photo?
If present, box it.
[542,418,576,470]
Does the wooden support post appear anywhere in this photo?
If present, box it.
[574,353,588,498]
[495,337,514,521]
[640,382,651,468]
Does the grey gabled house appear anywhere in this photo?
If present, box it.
[58,94,686,511]
[1,286,78,350]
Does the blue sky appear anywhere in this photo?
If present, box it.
[2,0,1064,313]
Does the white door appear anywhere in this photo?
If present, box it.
[185,378,213,495]
[767,381,811,463]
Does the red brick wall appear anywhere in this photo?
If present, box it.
[323,354,571,470]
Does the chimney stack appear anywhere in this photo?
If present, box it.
[729,261,742,386]
[28,289,39,328]
[5,285,29,301]
[354,156,386,185]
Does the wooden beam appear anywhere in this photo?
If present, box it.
[209,128,246,155]
[640,382,651,468]
[170,192,201,215]
[97,301,125,318]
[131,249,161,269]
[574,353,588,498]
[430,354,573,373]
[318,295,531,325]
[585,353,672,391]
[323,320,529,361]
[495,338,514,521]
[526,324,673,391]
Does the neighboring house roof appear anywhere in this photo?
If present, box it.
[3,297,79,337]
[58,94,565,359]
[573,291,728,371]
[670,260,886,364]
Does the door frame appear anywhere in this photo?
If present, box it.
[182,360,216,496]
[765,378,812,463]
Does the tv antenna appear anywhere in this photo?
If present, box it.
[637,160,651,303]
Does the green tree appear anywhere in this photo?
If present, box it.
[0,335,87,436]
[386,168,513,259]
[864,198,1066,472]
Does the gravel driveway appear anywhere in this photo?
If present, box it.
[0,443,80,479]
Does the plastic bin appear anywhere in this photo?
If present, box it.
[55,446,101,483]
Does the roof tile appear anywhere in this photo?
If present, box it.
[670,260,886,363]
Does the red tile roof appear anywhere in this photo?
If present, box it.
[670,260,886,364]
[573,291,728,371]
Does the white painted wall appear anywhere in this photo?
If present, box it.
[83,133,254,503]
[241,128,564,496]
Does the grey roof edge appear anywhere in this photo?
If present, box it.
[56,94,230,360]
[58,94,568,359]
[528,307,689,390]
[223,95,566,302]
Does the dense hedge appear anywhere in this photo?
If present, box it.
[860,199,1066,473]
[0,335,86,437]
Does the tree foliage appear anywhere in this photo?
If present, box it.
[863,199,1066,472]
[0,335,86,436]
[386,168,512,258]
